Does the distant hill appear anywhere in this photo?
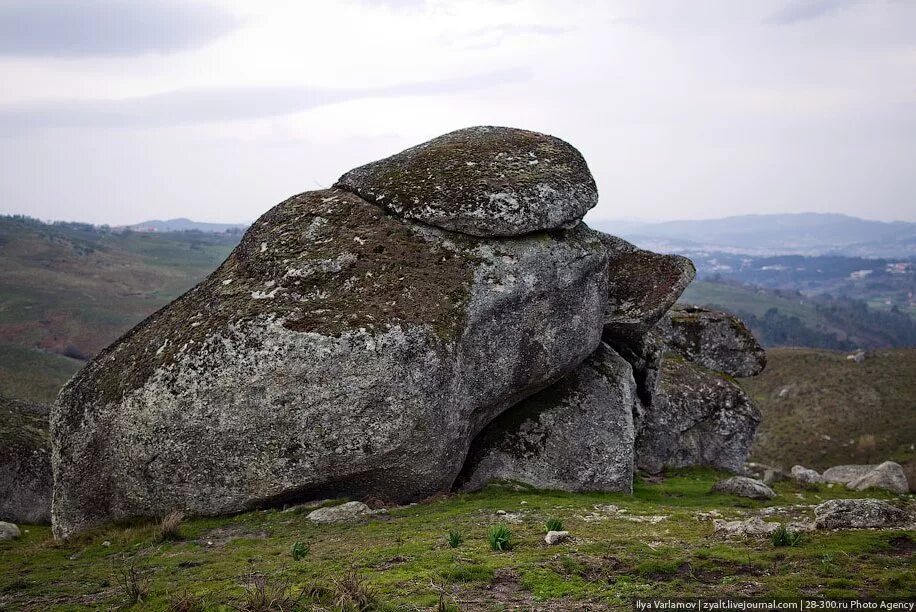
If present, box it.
[593,213,916,258]
[127,218,248,233]
[0,216,240,402]
[741,347,916,488]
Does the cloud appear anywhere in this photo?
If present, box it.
[0,69,531,132]
[764,0,859,25]
[0,0,239,57]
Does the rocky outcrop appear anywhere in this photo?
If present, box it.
[658,305,766,378]
[457,343,637,493]
[336,126,597,237]
[307,502,375,524]
[847,461,909,495]
[52,128,608,539]
[711,476,776,500]
[636,358,760,474]
[814,499,910,530]
[600,235,695,346]
[1,396,52,525]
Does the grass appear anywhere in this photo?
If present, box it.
[487,524,514,552]
[156,511,184,543]
[771,525,803,547]
[0,470,912,610]
[544,517,565,533]
[445,529,463,549]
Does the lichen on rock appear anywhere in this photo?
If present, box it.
[336,126,597,237]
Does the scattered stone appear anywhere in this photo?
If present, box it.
[0,395,52,525]
[102,540,111,547]
[658,304,767,377]
[790,465,822,485]
[847,461,909,495]
[712,476,777,500]
[600,234,695,346]
[281,499,336,514]
[336,126,597,237]
[814,498,910,530]
[846,351,866,363]
[763,469,788,485]
[496,510,507,516]
[636,358,760,474]
[457,343,637,493]
[822,465,876,485]
[544,530,570,545]
[306,501,375,524]
[0,521,20,540]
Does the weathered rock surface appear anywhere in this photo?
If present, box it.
[336,126,597,237]
[822,465,876,485]
[456,343,637,493]
[636,358,760,474]
[544,530,570,545]
[306,501,374,524]
[0,521,21,540]
[604,328,664,408]
[658,305,766,378]
[847,461,909,495]
[790,465,822,485]
[814,499,910,530]
[712,517,780,538]
[711,476,776,500]
[53,185,608,537]
[599,234,695,346]
[0,396,52,524]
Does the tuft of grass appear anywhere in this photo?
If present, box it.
[487,524,513,552]
[439,564,494,584]
[237,574,300,612]
[331,568,380,610]
[771,525,803,547]
[167,589,206,612]
[445,529,463,549]
[156,511,185,542]
[544,518,564,533]
[291,540,309,561]
[114,561,148,606]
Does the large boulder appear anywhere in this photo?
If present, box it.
[599,234,695,346]
[814,499,910,530]
[636,358,760,474]
[456,343,637,493]
[336,126,597,237]
[0,396,52,524]
[53,134,609,538]
[847,461,909,495]
[658,305,766,378]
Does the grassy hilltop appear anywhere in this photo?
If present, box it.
[1,470,913,610]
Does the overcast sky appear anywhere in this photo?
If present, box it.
[0,0,914,225]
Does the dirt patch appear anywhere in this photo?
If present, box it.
[454,567,608,611]
[196,526,270,548]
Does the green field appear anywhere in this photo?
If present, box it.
[1,470,913,610]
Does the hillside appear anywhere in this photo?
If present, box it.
[680,280,916,349]
[741,347,916,483]
[0,216,239,403]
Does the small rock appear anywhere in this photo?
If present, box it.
[281,498,336,513]
[544,530,570,545]
[791,465,822,485]
[306,501,373,524]
[846,461,909,495]
[496,510,507,515]
[0,521,21,540]
[713,517,779,538]
[101,540,111,547]
[814,498,910,530]
[712,476,776,500]
[763,468,788,485]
